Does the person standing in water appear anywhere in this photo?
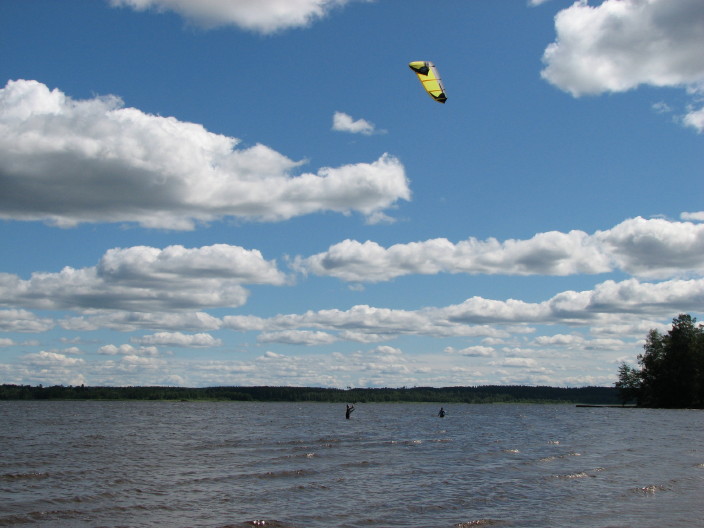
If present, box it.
[438,407,446,417]
[346,404,355,419]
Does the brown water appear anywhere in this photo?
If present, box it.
[1,401,702,527]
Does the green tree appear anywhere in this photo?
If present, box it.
[614,362,640,405]
[618,314,704,408]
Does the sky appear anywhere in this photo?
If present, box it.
[1,0,703,389]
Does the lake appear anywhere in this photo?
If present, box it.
[1,401,702,527]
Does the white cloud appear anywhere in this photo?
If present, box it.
[0,244,286,313]
[533,334,585,347]
[97,343,159,356]
[133,331,222,347]
[0,309,54,332]
[23,351,85,367]
[223,276,704,342]
[224,304,508,340]
[61,311,222,332]
[541,0,704,97]
[681,211,704,222]
[445,345,495,357]
[443,277,704,325]
[0,80,410,229]
[332,111,381,135]
[369,345,402,356]
[501,357,537,368]
[652,101,672,114]
[98,244,287,285]
[683,104,704,132]
[257,330,338,345]
[294,216,704,282]
[110,0,362,34]
[596,216,704,278]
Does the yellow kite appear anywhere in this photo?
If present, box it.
[408,61,447,103]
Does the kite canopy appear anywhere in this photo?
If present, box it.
[408,61,447,103]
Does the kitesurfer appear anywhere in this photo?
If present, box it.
[346,404,355,419]
[438,407,445,418]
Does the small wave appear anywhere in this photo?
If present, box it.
[314,436,341,445]
[245,520,297,528]
[539,452,581,462]
[455,520,503,527]
[552,471,590,479]
[0,471,50,481]
[219,520,298,528]
[634,484,667,494]
[502,449,520,454]
[258,469,315,479]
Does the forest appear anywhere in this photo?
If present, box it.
[616,314,704,408]
[0,383,618,404]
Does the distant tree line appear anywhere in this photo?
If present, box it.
[0,383,618,404]
[616,314,704,408]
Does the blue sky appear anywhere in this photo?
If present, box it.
[1,0,703,388]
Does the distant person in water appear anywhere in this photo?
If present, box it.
[346,404,355,419]
[438,407,445,418]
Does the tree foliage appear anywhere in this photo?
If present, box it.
[0,383,618,405]
[616,314,704,408]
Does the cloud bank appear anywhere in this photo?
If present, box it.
[0,214,702,335]
[295,216,704,282]
[0,80,410,229]
[220,276,704,343]
[0,244,287,313]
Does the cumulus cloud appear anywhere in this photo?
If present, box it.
[0,80,410,229]
[223,279,704,340]
[533,334,585,347]
[445,345,495,357]
[109,0,362,33]
[223,276,704,342]
[443,277,704,325]
[332,111,382,135]
[61,311,222,332]
[0,244,286,313]
[0,309,54,333]
[501,357,537,368]
[223,304,505,340]
[596,216,704,278]
[23,351,85,367]
[682,211,704,222]
[541,0,704,131]
[97,343,159,356]
[542,0,704,96]
[257,330,338,345]
[133,331,222,347]
[683,104,704,132]
[294,216,704,282]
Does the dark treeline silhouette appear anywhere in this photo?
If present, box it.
[0,383,618,404]
[616,314,704,408]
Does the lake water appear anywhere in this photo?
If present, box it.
[0,401,702,528]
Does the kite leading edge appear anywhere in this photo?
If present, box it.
[408,61,447,103]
